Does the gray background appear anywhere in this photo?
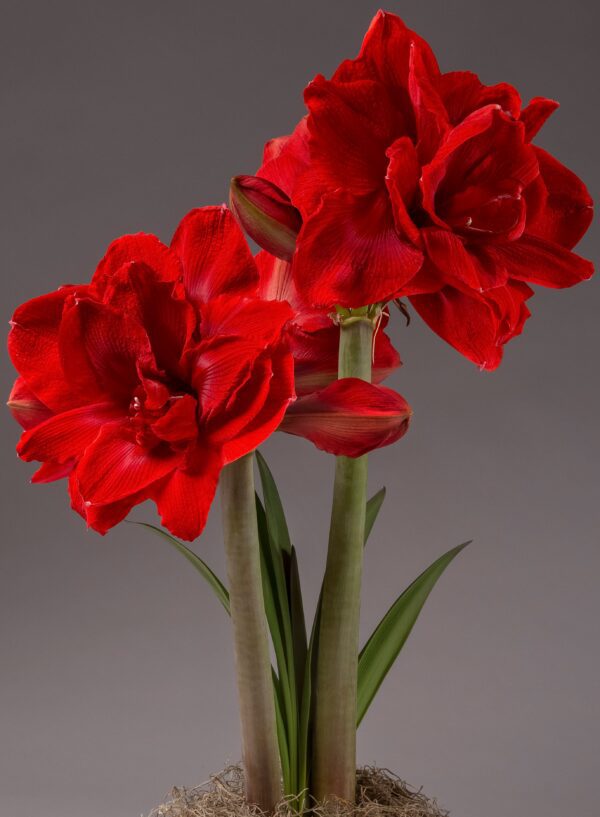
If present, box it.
[1,1,598,815]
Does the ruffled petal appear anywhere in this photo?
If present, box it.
[8,287,84,412]
[525,147,593,250]
[293,189,424,309]
[199,294,294,346]
[17,403,123,464]
[220,347,295,463]
[436,71,521,123]
[258,118,310,198]
[385,137,421,244]
[151,449,223,542]
[335,10,439,97]
[93,233,183,287]
[76,425,183,505]
[520,97,559,142]
[491,234,593,288]
[170,206,258,305]
[300,75,401,213]
[410,283,532,370]
[280,378,412,457]
[59,298,153,402]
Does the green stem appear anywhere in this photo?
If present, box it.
[312,312,374,802]
[221,453,282,812]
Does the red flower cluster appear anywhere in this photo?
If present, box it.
[256,11,594,368]
[8,207,411,539]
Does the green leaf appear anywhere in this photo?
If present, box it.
[256,449,292,555]
[289,545,308,696]
[365,487,386,544]
[357,541,470,726]
[132,522,230,613]
[255,491,298,795]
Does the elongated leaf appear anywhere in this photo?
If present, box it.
[365,487,386,543]
[132,522,230,613]
[255,492,298,794]
[256,449,292,555]
[357,541,470,726]
[289,545,308,695]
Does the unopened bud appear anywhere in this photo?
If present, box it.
[230,175,301,261]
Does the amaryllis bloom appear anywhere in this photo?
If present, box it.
[256,10,594,369]
[8,207,296,541]
[8,206,413,539]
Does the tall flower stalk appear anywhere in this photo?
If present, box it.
[220,453,282,812]
[312,308,376,801]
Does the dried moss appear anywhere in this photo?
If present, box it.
[149,765,447,817]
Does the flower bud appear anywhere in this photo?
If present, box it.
[230,175,301,261]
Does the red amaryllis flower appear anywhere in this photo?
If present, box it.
[9,207,295,541]
[9,206,413,538]
[257,11,593,369]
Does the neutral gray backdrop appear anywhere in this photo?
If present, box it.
[1,2,598,816]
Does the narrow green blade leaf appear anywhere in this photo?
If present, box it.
[132,522,230,614]
[256,449,292,555]
[289,545,308,698]
[365,487,386,544]
[255,493,298,795]
[357,541,470,726]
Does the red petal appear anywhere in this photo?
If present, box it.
[258,118,310,199]
[520,97,559,142]
[8,287,83,413]
[76,425,183,505]
[93,233,182,287]
[291,318,401,396]
[7,378,52,430]
[100,264,196,374]
[280,378,412,457]
[436,71,521,124]
[256,253,297,305]
[170,206,258,305]
[526,147,593,250]
[410,283,532,370]
[422,228,484,290]
[199,294,293,347]
[421,106,538,234]
[221,347,295,463]
[69,471,153,535]
[150,395,199,444]
[385,137,421,244]
[299,75,400,214]
[17,403,122,464]
[408,42,449,163]
[31,460,76,483]
[151,450,223,541]
[59,298,153,402]
[190,336,259,417]
[336,10,439,94]
[493,234,593,289]
[294,189,424,309]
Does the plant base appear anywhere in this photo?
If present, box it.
[149,765,447,817]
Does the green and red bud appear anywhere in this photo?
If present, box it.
[279,378,412,457]
[229,175,301,261]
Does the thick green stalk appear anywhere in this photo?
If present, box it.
[221,453,282,812]
[312,312,374,802]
